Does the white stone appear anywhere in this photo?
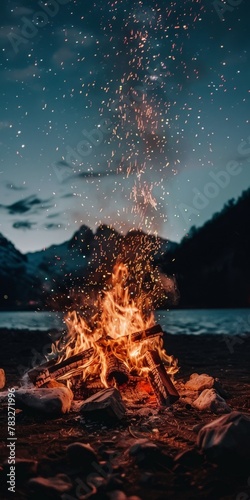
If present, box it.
[197,411,250,458]
[185,373,214,392]
[0,391,7,405]
[14,387,73,415]
[192,388,231,414]
[108,491,127,500]
[28,474,72,494]
[0,368,5,390]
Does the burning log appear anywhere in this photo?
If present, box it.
[145,350,179,405]
[130,324,163,342]
[27,348,94,387]
[106,355,129,385]
[27,325,163,387]
[70,375,104,399]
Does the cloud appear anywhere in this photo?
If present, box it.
[3,65,42,82]
[52,47,76,68]
[61,193,74,199]
[54,159,140,183]
[6,182,26,191]
[233,151,250,164]
[13,220,36,230]
[47,212,63,219]
[77,170,121,179]
[11,213,65,231]
[43,223,65,230]
[0,195,53,215]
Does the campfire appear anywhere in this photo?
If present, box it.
[27,260,179,410]
[2,246,247,500]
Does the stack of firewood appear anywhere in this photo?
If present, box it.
[27,324,179,406]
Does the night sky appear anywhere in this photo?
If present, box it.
[0,0,249,253]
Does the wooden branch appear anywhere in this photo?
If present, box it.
[144,350,179,405]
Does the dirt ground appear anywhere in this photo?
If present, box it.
[0,329,249,500]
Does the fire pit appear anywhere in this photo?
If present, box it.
[1,287,249,500]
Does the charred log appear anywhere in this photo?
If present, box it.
[145,350,179,405]
[69,375,104,399]
[28,348,94,387]
[106,355,129,385]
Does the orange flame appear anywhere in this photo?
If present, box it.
[50,262,178,388]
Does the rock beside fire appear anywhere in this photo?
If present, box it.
[129,439,173,469]
[0,368,5,390]
[108,492,142,500]
[192,388,231,414]
[129,439,159,467]
[28,473,72,496]
[80,387,126,421]
[107,492,127,500]
[197,411,250,461]
[14,387,73,415]
[185,373,214,392]
[66,442,98,467]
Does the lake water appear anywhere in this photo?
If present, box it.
[0,309,249,335]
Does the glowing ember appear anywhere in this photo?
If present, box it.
[49,262,178,390]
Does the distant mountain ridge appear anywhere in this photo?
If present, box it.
[0,224,175,310]
[0,233,41,308]
[0,188,249,310]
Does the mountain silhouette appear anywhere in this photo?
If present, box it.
[158,188,250,308]
[0,188,249,310]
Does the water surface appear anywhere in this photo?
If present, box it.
[0,309,249,335]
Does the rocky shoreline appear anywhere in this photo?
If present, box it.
[0,329,249,499]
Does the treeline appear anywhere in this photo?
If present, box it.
[158,188,250,308]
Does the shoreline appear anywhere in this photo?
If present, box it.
[0,330,249,499]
